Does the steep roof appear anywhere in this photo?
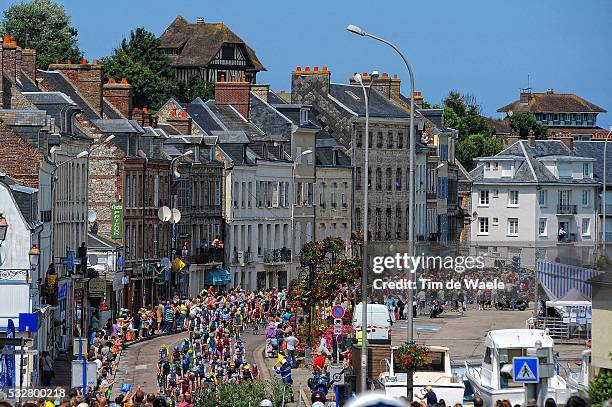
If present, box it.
[470,139,598,185]
[483,117,512,135]
[159,16,265,72]
[329,83,409,118]
[498,92,606,113]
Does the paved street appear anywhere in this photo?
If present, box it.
[391,307,584,368]
[111,329,267,398]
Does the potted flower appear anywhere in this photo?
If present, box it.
[394,342,429,373]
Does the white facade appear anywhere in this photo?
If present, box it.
[470,148,598,267]
[224,160,296,290]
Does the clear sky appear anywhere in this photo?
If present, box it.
[5,0,612,128]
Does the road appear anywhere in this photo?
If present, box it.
[111,328,267,397]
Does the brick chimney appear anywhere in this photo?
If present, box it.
[215,74,251,119]
[372,72,392,99]
[506,132,520,147]
[557,132,573,150]
[251,83,270,103]
[48,59,104,117]
[390,74,401,105]
[2,36,18,83]
[413,91,424,109]
[167,109,193,135]
[527,129,536,147]
[291,66,330,104]
[21,48,36,81]
[520,89,531,104]
[103,77,133,119]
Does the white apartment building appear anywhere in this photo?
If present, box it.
[470,139,599,268]
[224,158,294,290]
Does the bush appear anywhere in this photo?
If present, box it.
[589,372,612,407]
[193,378,287,407]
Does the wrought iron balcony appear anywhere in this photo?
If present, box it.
[556,204,577,215]
[190,247,224,264]
[263,248,291,264]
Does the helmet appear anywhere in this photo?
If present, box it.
[174,345,179,351]
[312,403,325,407]
[161,344,167,349]
[259,400,273,407]
[311,391,326,403]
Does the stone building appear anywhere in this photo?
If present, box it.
[159,16,265,82]
[290,67,429,242]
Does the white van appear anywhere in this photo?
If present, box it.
[353,303,392,345]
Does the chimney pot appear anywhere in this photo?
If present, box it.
[296,66,301,71]
[80,58,88,65]
[393,74,398,79]
[3,35,10,43]
[107,77,116,84]
[547,88,554,94]
[231,74,237,82]
[382,72,388,77]
[66,59,72,64]
[305,66,310,72]
[93,59,98,65]
[314,66,319,72]
[55,59,60,64]
[120,77,129,84]
[180,110,187,118]
[196,17,205,24]
[220,74,225,82]
[322,66,328,72]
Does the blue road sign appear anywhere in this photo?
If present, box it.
[332,305,345,319]
[513,357,539,383]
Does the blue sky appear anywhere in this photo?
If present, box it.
[4,0,612,128]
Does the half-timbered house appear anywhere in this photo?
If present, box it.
[159,16,265,83]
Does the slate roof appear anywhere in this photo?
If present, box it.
[471,140,599,184]
[210,130,250,144]
[417,109,444,129]
[498,92,606,113]
[18,73,40,92]
[204,100,266,140]
[329,83,409,118]
[268,91,288,105]
[38,70,101,121]
[92,119,145,134]
[574,141,612,185]
[483,117,512,135]
[159,16,265,72]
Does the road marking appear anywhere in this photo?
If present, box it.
[135,364,148,370]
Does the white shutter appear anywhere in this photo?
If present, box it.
[272,182,280,207]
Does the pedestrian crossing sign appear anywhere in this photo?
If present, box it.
[513,357,539,383]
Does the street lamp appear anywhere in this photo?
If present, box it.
[170,149,194,179]
[353,71,376,392]
[601,126,612,256]
[348,23,417,397]
[0,213,8,246]
[29,244,40,270]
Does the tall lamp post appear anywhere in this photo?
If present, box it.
[348,24,417,398]
[353,72,375,392]
[601,127,612,257]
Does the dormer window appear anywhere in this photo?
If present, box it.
[485,162,491,169]
[582,163,589,177]
[300,108,309,125]
[559,163,571,178]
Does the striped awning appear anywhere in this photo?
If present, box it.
[536,260,602,300]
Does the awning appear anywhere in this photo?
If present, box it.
[205,268,231,286]
[536,260,602,301]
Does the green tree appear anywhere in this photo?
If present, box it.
[100,51,171,109]
[118,27,172,77]
[508,111,548,139]
[456,133,505,170]
[102,27,214,109]
[0,0,82,69]
[174,76,215,103]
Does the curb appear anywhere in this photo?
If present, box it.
[255,342,271,381]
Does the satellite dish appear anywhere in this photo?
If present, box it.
[158,206,171,222]
[87,209,97,223]
[170,208,182,224]
[88,254,98,266]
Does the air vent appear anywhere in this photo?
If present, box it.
[344,90,361,101]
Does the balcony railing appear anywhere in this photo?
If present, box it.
[557,233,577,243]
[190,248,224,264]
[233,251,252,265]
[600,204,612,214]
[263,248,291,264]
[605,232,612,242]
[556,204,577,214]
